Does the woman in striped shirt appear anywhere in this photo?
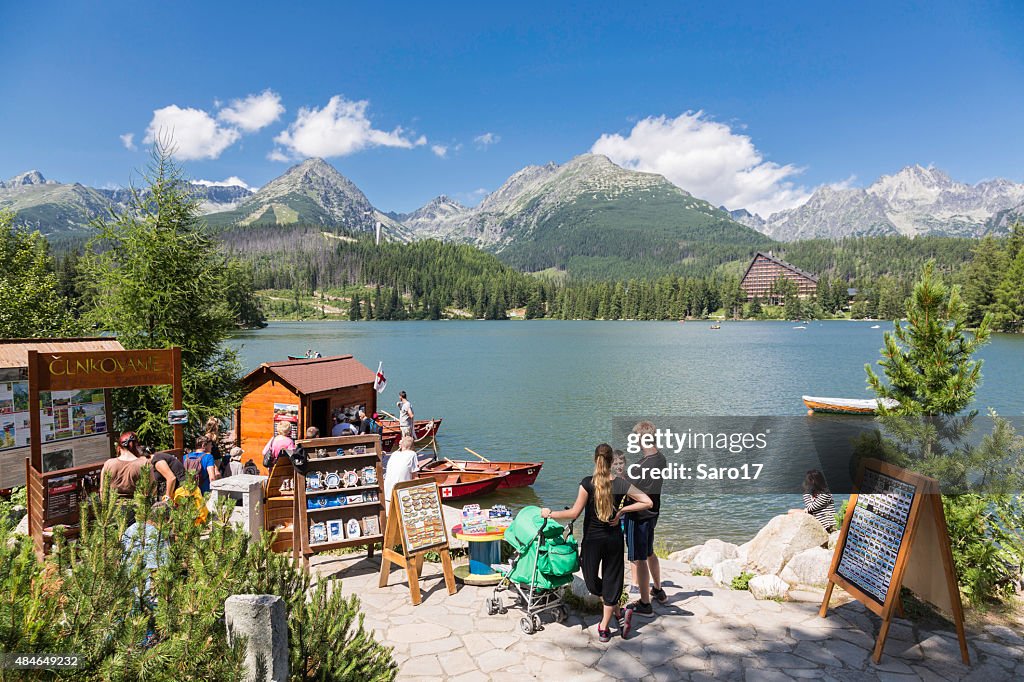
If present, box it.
[790,469,837,532]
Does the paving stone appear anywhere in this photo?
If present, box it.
[408,634,462,658]
[869,658,915,674]
[597,646,651,680]
[438,649,479,677]
[398,654,443,678]
[475,648,522,674]
[749,652,819,669]
[792,640,843,667]
[744,669,797,682]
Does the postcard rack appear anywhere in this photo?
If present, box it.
[293,433,385,568]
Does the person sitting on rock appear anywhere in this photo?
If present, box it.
[788,469,837,532]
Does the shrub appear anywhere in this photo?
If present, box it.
[731,572,754,591]
[0,481,396,681]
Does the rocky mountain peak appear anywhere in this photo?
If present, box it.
[7,170,52,187]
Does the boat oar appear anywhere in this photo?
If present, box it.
[445,458,467,471]
[464,447,490,462]
[379,409,400,422]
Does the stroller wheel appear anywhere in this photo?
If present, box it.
[486,598,497,616]
[520,616,535,635]
[554,605,569,623]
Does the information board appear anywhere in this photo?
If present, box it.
[835,468,916,604]
[820,459,968,665]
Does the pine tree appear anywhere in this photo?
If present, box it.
[961,236,1007,326]
[78,144,243,445]
[348,294,362,321]
[993,247,1024,333]
[866,260,991,417]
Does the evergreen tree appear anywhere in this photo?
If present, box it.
[363,293,373,320]
[78,144,243,446]
[524,293,544,319]
[866,261,991,417]
[0,211,82,338]
[348,294,362,321]
[961,236,1007,326]
[993,246,1024,333]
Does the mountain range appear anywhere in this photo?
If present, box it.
[733,165,1024,240]
[4,157,1022,266]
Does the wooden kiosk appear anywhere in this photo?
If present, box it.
[24,346,184,556]
[237,355,378,553]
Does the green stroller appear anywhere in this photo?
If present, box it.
[486,506,580,634]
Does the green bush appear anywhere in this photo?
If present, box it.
[943,494,1023,607]
[0,480,396,681]
[730,572,754,591]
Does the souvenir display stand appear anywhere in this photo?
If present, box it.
[450,524,504,586]
[293,434,385,568]
[378,478,457,605]
[265,455,298,557]
[820,459,969,664]
[25,347,183,558]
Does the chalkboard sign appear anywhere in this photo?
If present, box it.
[820,459,968,665]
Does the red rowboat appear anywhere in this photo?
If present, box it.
[380,418,443,451]
[415,469,508,501]
[419,459,543,489]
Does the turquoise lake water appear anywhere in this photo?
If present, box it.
[228,320,1024,548]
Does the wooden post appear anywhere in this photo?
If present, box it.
[171,346,184,452]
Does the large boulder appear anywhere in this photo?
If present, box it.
[691,539,739,571]
[668,545,703,564]
[748,574,789,601]
[779,547,833,588]
[570,574,601,608]
[13,515,28,536]
[712,558,744,588]
[736,540,751,565]
[828,530,840,549]
[744,514,829,575]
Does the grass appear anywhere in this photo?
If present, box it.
[691,568,711,577]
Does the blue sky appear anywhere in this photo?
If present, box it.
[1,1,1022,215]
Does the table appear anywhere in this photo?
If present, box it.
[451,524,506,586]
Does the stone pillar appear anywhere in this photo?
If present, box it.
[225,594,289,682]
[209,474,267,537]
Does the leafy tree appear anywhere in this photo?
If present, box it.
[0,211,81,338]
[78,145,244,446]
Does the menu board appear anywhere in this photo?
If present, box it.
[836,468,917,604]
[395,480,448,553]
[0,381,106,451]
[273,403,299,440]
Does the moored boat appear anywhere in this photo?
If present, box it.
[802,395,899,415]
[379,417,443,451]
[419,459,543,488]
[415,469,508,500]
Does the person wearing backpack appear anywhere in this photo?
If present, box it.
[183,435,218,494]
[262,420,295,468]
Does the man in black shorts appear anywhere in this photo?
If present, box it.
[625,420,667,617]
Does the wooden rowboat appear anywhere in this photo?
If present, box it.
[380,418,442,451]
[802,395,899,416]
[419,459,543,489]
[415,469,508,500]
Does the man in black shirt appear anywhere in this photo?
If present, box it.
[625,420,668,617]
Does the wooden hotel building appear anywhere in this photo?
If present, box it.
[740,251,819,304]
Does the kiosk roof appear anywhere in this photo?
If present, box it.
[242,355,375,396]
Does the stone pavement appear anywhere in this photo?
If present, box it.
[311,554,1024,682]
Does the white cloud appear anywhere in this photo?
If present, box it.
[591,111,811,217]
[217,90,284,132]
[272,95,422,160]
[120,133,136,151]
[194,176,256,191]
[474,132,500,148]
[144,105,241,161]
[431,144,448,158]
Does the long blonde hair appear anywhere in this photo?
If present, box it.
[592,443,615,523]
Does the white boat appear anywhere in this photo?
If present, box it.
[802,395,899,415]
[870,325,880,329]
[793,325,807,330]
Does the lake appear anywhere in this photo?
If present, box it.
[228,320,1024,549]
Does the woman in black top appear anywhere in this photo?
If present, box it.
[543,443,652,642]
